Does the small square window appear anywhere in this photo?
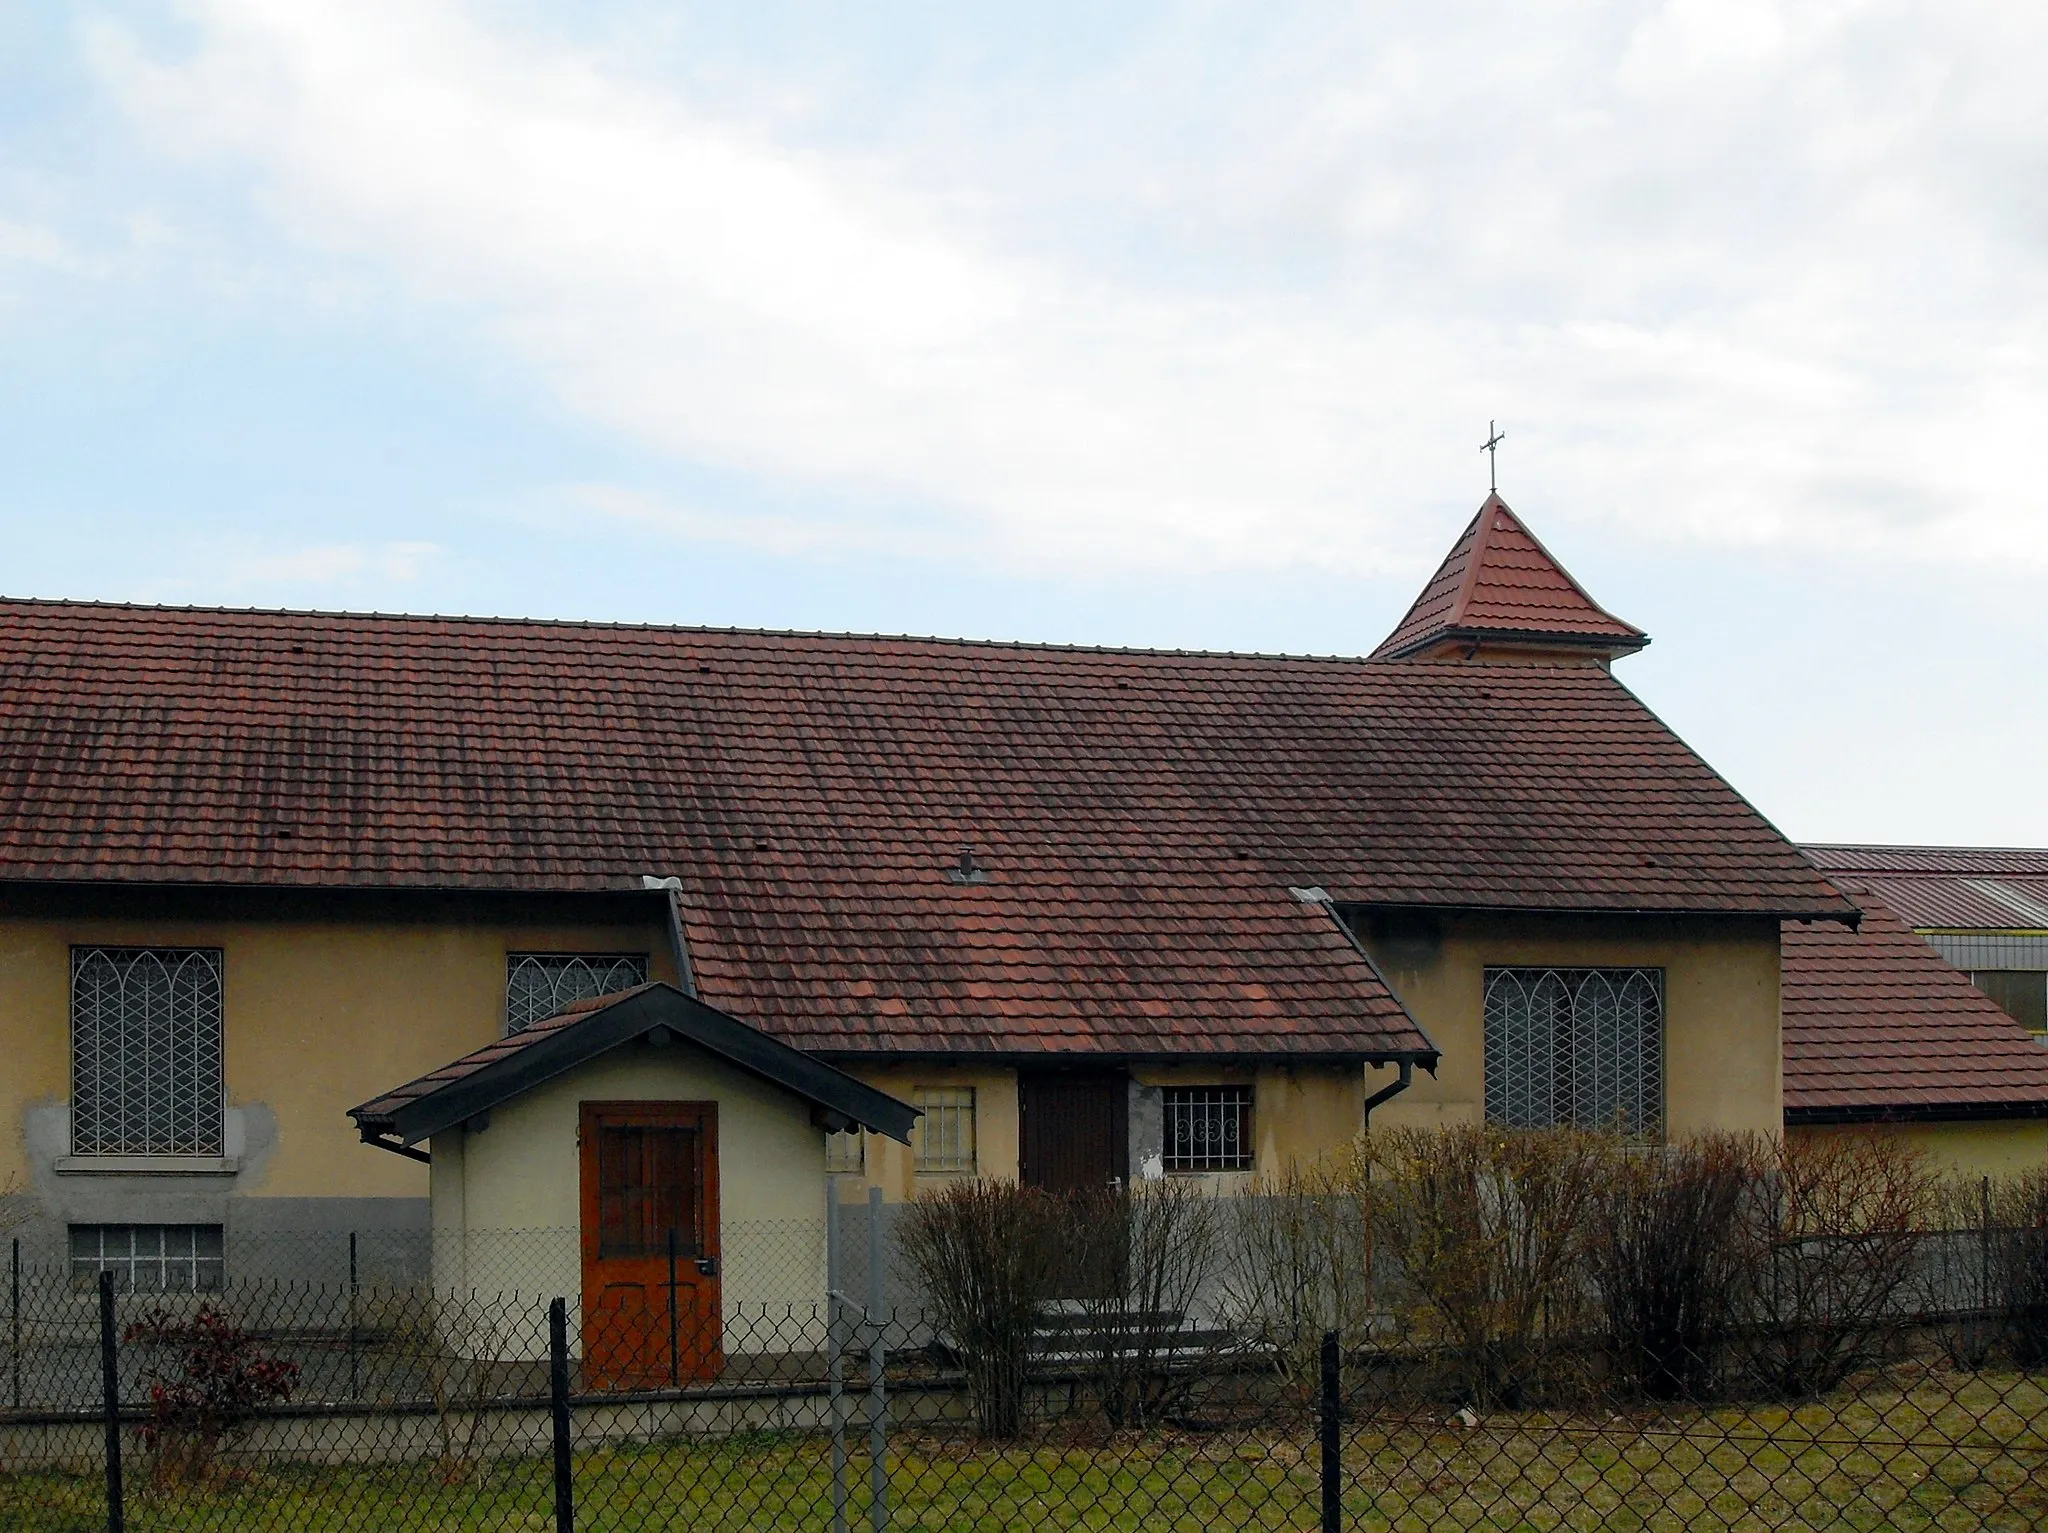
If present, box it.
[70,1225,224,1294]
[912,1089,976,1174]
[826,1127,866,1174]
[1162,1086,1254,1172]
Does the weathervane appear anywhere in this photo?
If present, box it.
[1481,420,1505,493]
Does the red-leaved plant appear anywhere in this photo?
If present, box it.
[122,1304,300,1485]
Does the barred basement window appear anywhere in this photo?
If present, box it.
[70,1224,224,1294]
[826,1128,866,1174]
[71,947,225,1157]
[1162,1086,1254,1172]
[1484,967,1664,1135]
[912,1089,976,1174]
[505,953,648,1034]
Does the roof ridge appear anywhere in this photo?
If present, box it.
[0,593,1412,668]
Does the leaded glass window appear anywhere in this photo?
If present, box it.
[1162,1085,1254,1172]
[505,953,648,1034]
[1483,967,1664,1135]
[70,948,225,1157]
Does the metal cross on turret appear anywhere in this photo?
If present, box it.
[1481,420,1505,492]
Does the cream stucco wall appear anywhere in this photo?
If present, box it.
[841,1067,1021,1202]
[1791,1120,2048,1181]
[1359,912,1783,1140]
[0,906,675,1236]
[835,1062,1366,1202]
[433,1037,830,1316]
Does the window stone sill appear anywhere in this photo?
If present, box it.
[53,1156,240,1177]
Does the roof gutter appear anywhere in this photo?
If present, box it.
[1786,1100,2048,1127]
[357,1129,431,1164]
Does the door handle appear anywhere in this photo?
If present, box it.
[695,1256,719,1278]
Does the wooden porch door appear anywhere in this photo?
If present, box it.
[1018,1072,1128,1193]
[578,1102,722,1389]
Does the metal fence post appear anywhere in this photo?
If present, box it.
[1320,1330,1341,1533]
[99,1269,123,1533]
[9,1236,19,1411]
[827,1188,848,1533]
[550,1296,574,1533]
[348,1231,361,1402]
[866,1183,888,1533]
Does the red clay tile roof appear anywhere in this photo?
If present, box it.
[1372,494,1649,660]
[0,599,1852,1059]
[1782,880,2048,1122]
[1801,846,2048,932]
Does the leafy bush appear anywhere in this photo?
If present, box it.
[1588,1135,1756,1400]
[898,1180,1064,1438]
[122,1304,301,1485]
[1370,1127,1609,1407]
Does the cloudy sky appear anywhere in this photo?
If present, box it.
[2,1,2044,844]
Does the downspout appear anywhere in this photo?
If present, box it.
[1362,1059,1414,1131]
[642,876,700,997]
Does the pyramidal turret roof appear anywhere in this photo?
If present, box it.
[1371,493,1648,662]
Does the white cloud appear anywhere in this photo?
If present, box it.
[87,0,2048,577]
[222,540,442,586]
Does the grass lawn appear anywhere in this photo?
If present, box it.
[5,1370,2045,1531]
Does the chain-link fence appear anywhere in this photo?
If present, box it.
[4,1181,2048,1531]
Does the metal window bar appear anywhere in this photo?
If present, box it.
[505,953,649,1034]
[1162,1085,1254,1171]
[911,1089,975,1173]
[68,1224,224,1294]
[70,946,225,1157]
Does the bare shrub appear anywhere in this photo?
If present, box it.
[1060,1178,1218,1426]
[1736,1132,1933,1398]
[1215,1160,1374,1395]
[1370,1127,1611,1407]
[898,1179,1064,1438]
[1983,1170,2048,1365]
[1920,1175,2002,1369]
[1588,1134,1757,1401]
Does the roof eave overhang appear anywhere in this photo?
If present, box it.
[1339,897,1861,929]
[1375,625,1651,663]
[349,985,919,1146]
[801,1045,1441,1070]
[1785,1099,2048,1126]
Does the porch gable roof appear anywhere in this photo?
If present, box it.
[348,983,919,1148]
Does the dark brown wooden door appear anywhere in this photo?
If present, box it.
[1018,1072,1128,1192]
[579,1101,721,1389]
